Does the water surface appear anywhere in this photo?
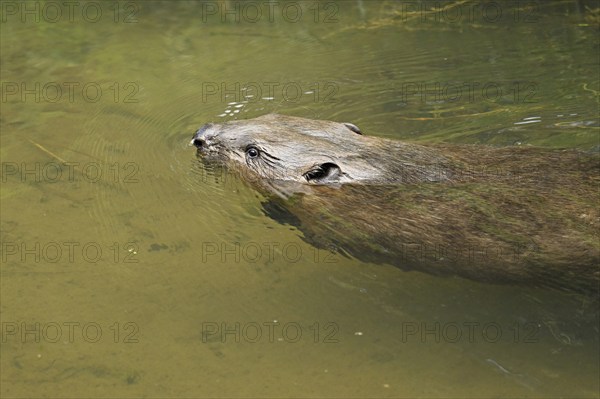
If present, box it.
[1,1,599,397]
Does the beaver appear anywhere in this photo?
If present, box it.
[191,114,600,294]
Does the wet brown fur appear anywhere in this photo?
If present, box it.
[193,115,600,294]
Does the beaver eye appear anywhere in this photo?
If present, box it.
[246,146,259,158]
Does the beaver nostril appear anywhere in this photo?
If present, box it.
[193,138,206,149]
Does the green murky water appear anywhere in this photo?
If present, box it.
[1,1,599,397]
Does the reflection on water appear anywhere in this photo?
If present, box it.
[1,0,598,397]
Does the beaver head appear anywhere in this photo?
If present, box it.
[191,114,453,190]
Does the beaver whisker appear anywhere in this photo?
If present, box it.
[256,159,290,180]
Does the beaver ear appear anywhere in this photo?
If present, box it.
[343,123,362,135]
[303,162,341,183]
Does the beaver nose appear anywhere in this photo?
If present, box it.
[192,137,206,149]
[191,124,213,149]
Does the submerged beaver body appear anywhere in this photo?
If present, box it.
[192,114,599,294]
